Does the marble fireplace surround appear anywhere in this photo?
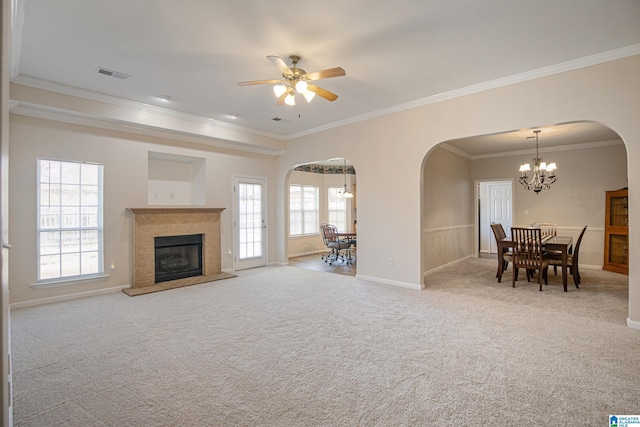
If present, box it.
[124,207,235,296]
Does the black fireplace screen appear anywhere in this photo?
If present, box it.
[154,234,203,283]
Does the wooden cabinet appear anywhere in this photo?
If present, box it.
[603,189,628,274]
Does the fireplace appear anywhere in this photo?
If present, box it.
[125,208,235,296]
[154,234,203,283]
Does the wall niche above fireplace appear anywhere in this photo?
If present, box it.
[148,151,206,206]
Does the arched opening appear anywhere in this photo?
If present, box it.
[420,121,629,319]
[285,158,357,275]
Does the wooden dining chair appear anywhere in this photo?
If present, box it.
[490,223,512,283]
[534,222,561,274]
[547,225,587,288]
[534,222,557,239]
[511,227,549,291]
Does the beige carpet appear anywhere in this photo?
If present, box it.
[10,257,639,426]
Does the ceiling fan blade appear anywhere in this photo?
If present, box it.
[267,55,294,76]
[237,79,282,86]
[276,92,288,106]
[307,84,339,102]
[305,67,346,81]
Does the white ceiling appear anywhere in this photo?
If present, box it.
[10,0,640,154]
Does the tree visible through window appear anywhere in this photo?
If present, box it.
[37,159,104,281]
[328,187,347,231]
[289,185,319,236]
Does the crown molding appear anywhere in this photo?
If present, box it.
[468,139,624,160]
[11,75,287,141]
[288,44,640,140]
[10,101,286,157]
[9,44,640,142]
[438,143,473,159]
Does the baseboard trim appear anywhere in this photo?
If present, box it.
[355,274,422,290]
[578,264,604,270]
[423,255,475,278]
[288,250,326,258]
[10,285,132,309]
[627,318,640,331]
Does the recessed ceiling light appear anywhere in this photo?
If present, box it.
[158,95,172,102]
[226,113,239,119]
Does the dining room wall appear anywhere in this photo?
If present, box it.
[422,146,474,273]
[470,142,627,268]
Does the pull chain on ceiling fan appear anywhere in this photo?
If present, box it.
[238,55,346,106]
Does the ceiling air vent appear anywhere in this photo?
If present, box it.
[272,117,289,122]
[97,67,130,80]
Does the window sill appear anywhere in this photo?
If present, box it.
[31,274,111,290]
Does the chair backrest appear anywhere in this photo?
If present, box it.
[534,222,557,238]
[511,227,544,268]
[320,223,339,246]
[572,225,588,265]
[491,223,506,242]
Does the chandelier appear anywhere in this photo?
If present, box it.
[518,130,557,193]
[339,159,353,198]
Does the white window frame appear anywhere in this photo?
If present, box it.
[37,158,104,283]
[327,187,347,232]
[289,185,319,236]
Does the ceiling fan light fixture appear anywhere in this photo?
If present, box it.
[273,84,287,97]
[284,92,296,106]
[295,80,308,94]
[303,91,316,103]
[238,55,345,106]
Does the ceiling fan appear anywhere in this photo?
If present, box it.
[237,55,346,106]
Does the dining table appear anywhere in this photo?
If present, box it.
[336,232,357,262]
[496,234,573,292]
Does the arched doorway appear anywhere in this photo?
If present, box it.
[421,122,628,299]
[285,158,357,275]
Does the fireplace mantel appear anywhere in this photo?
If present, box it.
[125,207,233,295]
[127,208,225,215]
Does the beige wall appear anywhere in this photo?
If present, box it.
[422,147,474,273]
[8,116,277,305]
[278,55,640,324]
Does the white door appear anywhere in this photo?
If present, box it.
[233,176,267,270]
[488,182,512,253]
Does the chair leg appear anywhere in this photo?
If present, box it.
[538,268,543,291]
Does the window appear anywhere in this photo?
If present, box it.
[38,159,104,282]
[289,185,319,236]
[328,187,347,231]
